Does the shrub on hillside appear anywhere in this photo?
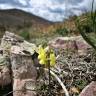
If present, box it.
[55,27,69,36]
[20,31,30,40]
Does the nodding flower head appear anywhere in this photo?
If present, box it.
[50,52,56,67]
[38,45,47,65]
[38,45,56,67]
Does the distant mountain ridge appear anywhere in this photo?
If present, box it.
[0,9,55,38]
[0,9,52,27]
[0,8,88,38]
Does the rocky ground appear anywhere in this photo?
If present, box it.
[37,48,96,96]
[0,31,96,96]
[36,36,96,96]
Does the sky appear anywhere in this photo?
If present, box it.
[0,0,96,22]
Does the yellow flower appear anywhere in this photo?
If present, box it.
[38,45,56,67]
[39,59,46,65]
[50,52,56,67]
[38,45,43,54]
[38,45,47,65]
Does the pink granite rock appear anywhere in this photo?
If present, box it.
[49,36,91,55]
[1,31,38,96]
[13,79,37,96]
[79,81,96,96]
[11,50,37,96]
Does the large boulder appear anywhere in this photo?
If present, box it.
[49,36,91,55]
[0,31,38,96]
[1,31,37,55]
[10,50,37,96]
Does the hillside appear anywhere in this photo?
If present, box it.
[0,9,92,39]
[0,9,52,26]
[0,9,53,38]
[53,12,95,36]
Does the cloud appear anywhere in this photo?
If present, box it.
[16,0,27,6]
[0,0,96,21]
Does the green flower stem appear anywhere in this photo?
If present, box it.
[47,55,51,96]
[45,68,70,96]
